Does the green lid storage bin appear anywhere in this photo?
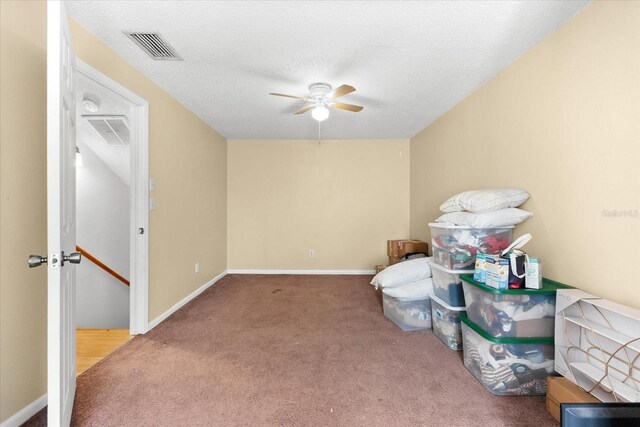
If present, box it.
[461,275,571,339]
[460,313,554,396]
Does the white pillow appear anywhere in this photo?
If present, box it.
[440,189,529,213]
[436,208,533,228]
[382,278,433,300]
[370,257,432,290]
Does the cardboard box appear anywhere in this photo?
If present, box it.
[387,240,396,257]
[375,265,387,274]
[387,240,428,258]
[388,256,402,266]
[399,240,428,257]
[546,376,599,422]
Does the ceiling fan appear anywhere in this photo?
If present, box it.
[269,83,364,122]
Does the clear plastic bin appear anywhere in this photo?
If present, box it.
[431,295,465,350]
[461,313,554,395]
[430,260,468,307]
[382,293,432,331]
[429,223,514,270]
[461,275,570,338]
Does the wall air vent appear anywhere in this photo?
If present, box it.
[83,115,130,146]
[124,32,183,61]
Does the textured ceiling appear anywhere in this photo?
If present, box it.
[66,1,590,140]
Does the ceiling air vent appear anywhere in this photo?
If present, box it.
[84,115,130,146]
[124,32,182,61]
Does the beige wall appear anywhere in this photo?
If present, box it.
[0,1,48,421]
[0,2,227,422]
[69,21,228,321]
[410,1,640,308]
[228,139,410,270]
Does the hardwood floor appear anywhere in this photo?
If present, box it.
[76,329,132,376]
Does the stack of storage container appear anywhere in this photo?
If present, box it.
[428,223,514,351]
[430,261,468,350]
[459,274,570,395]
[371,255,433,332]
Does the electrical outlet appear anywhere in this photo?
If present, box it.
[308,250,315,257]
[195,262,200,273]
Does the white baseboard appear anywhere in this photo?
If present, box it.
[148,270,227,330]
[0,393,47,427]
[227,269,376,275]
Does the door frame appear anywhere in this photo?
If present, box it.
[76,59,150,335]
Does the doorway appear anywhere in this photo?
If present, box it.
[75,60,149,341]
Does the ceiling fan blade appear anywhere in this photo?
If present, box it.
[269,93,307,100]
[327,84,356,99]
[294,105,315,115]
[331,102,364,113]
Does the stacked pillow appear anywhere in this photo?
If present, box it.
[436,188,532,227]
[370,257,433,299]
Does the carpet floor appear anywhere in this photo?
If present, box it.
[25,274,558,426]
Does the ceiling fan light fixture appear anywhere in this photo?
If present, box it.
[270,83,362,121]
[312,105,329,122]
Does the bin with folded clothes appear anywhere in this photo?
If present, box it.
[430,223,514,270]
[461,313,554,395]
[383,288,432,331]
[461,275,571,338]
[431,294,465,350]
[370,257,434,332]
[430,189,533,271]
[429,260,468,307]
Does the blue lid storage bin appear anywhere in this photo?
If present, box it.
[461,313,555,395]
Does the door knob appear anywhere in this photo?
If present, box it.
[28,255,47,268]
[63,252,82,265]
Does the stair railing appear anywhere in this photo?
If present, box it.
[75,245,130,286]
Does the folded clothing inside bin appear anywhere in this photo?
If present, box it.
[461,313,554,396]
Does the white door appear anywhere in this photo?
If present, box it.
[47,1,77,425]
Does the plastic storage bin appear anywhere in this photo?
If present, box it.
[461,313,554,395]
[431,295,465,350]
[429,223,514,270]
[382,293,432,331]
[461,275,570,338]
[430,260,468,307]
